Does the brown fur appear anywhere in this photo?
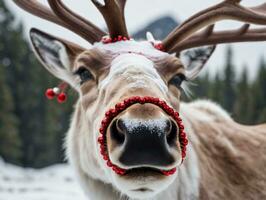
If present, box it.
[188,113,266,199]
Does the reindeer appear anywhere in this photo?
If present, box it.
[13,0,266,200]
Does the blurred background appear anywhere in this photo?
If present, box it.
[0,0,266,169]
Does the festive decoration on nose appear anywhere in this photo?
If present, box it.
[45,82,68,104]
[98,96,188,176]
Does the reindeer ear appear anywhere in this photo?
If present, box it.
[180,46,216,80]
[29,28,84,87]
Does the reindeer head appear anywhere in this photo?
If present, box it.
[14,0,266,199]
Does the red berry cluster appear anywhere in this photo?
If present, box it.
[98,96,188,176]
[45,88,67,104]
[102,35,131,44]
[154,42,165,52]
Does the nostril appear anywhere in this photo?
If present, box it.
[110,119,125,145]
[166,120,178,146]
[165,119,172,135]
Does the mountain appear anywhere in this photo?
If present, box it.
[133,16,179,40]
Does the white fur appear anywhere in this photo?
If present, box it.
[187,99,232,121]
[95,40,168,58]
[99,53,168,94]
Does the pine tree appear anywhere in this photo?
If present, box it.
[221,46,236,114]
[0,0,75,167]
[234,67,252,124]
[253,57,266,124]
[209,72,223,103]
[0,64,21,164]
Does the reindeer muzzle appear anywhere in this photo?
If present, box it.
[98,96,188,176]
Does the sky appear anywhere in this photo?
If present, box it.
[5,0,266,79]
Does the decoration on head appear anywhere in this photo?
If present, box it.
[14,0,266,173]
[98,96,188,176]
[45,82,68,104]
[14,0,266,60]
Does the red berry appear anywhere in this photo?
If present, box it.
[45,88,55,100]
[57,93,67,103]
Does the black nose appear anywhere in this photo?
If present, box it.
[110,118,178,167]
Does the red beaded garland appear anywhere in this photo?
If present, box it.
[101,36,166,53]
[98,96,188,176]
[102,35,131,44]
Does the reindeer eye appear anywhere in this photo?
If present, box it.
[169,74,186,88]
[75,67,93,84]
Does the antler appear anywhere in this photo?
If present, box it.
[13,0,105,43]
[47,0,105,42]
[170,25,266,53]
[13,0,129,43]
[91,0,129,38]
[163,0,266,52]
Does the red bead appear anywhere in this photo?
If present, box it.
[57,93,67,103]
[98,137,104,144]
[179,124,184,130]
[182,151,186,158]
[168,168,176,175]
[99,127,104,134]
[179,132,185,138]
[153,98,160,104]
[105,110,112,117]
[101,118,108,127]
[154,43,165,51]
[139,97,145,104]
[182,146,187,152]
[45,88,55,100]
[124,99,131,106]
[182,138,188,145]
[109,109,116,116]
[100,149,105,155]
[143,97,149,102]
[174,112,180,118]
[134,96,141,102]
[107,161,112,167]
[115,102,126,111]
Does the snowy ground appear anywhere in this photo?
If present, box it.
[0,158,86,200]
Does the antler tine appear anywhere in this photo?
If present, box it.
[13,0,66,29]
[162,1,266,52]
[170,26,266,53]
[47,0,106,43]
[91,0,129,39]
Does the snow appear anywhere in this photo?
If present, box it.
[0,158,86,200]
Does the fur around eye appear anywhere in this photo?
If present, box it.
[169,74,186,88]
[74,67,94,84]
